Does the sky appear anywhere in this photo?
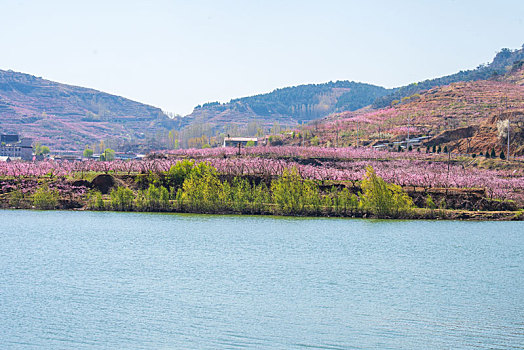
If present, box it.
[1,0,523,115]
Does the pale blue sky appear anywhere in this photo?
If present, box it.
[1,0,523,115]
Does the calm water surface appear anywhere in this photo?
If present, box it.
[0,210,522,349]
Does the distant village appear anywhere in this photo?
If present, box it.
[1,132,438,163]
[0,134,33,162]
[0,130,274,163]
[0,133,146,162]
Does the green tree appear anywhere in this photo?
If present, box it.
[425,194,437,209]
[359,166,413,218]
[166,160,195,190]
[180,162,223,212]
[136,184,170,211]
[87,191,105,210]
[100,148,115,161]
[33,143,50,156]
[270,168,318,215]
[168,130,175,148]
[110,187,134,211]
[33,185,59,210]
[83,148,94,158]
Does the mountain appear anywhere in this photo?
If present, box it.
[288,63,524,155]
[0,69,184,151]
[372,46,524,108]
[185,81,390,130]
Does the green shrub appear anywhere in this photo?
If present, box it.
[8,190,26,208]
[252,182,271,212]
[166,160,195,190]
[180,162,222,212]
[359,166,413,217]
[33,185,59,210]
[230,177,252,212]
[110,187,135,211]
[336,187,359,215]
[87,191,105,210]
[425,194,437,209]
[270,168,318,215]
[136,184,170,211]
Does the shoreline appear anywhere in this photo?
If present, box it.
[1,205,522,221]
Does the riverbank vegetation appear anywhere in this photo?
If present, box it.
[0,147,523,220]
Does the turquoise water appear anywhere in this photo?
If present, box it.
[0,210,522,349]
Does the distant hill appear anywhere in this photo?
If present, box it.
[186,81,389,130]
[288,65,524,155]
[372,46,524,108]
[0,69,185,151]
[182,46,524,145]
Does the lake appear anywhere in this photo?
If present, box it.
[0,210,522,349]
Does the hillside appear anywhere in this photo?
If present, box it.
[373,46,524,108]
[289,65,524,155]
[0,69,184,151]
[181,46,524,144]
[186,81,389,130]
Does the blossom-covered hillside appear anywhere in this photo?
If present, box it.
[296,65,524,155]
[0,69,184,150]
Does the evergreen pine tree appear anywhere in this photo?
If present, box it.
[500,150,505,159]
